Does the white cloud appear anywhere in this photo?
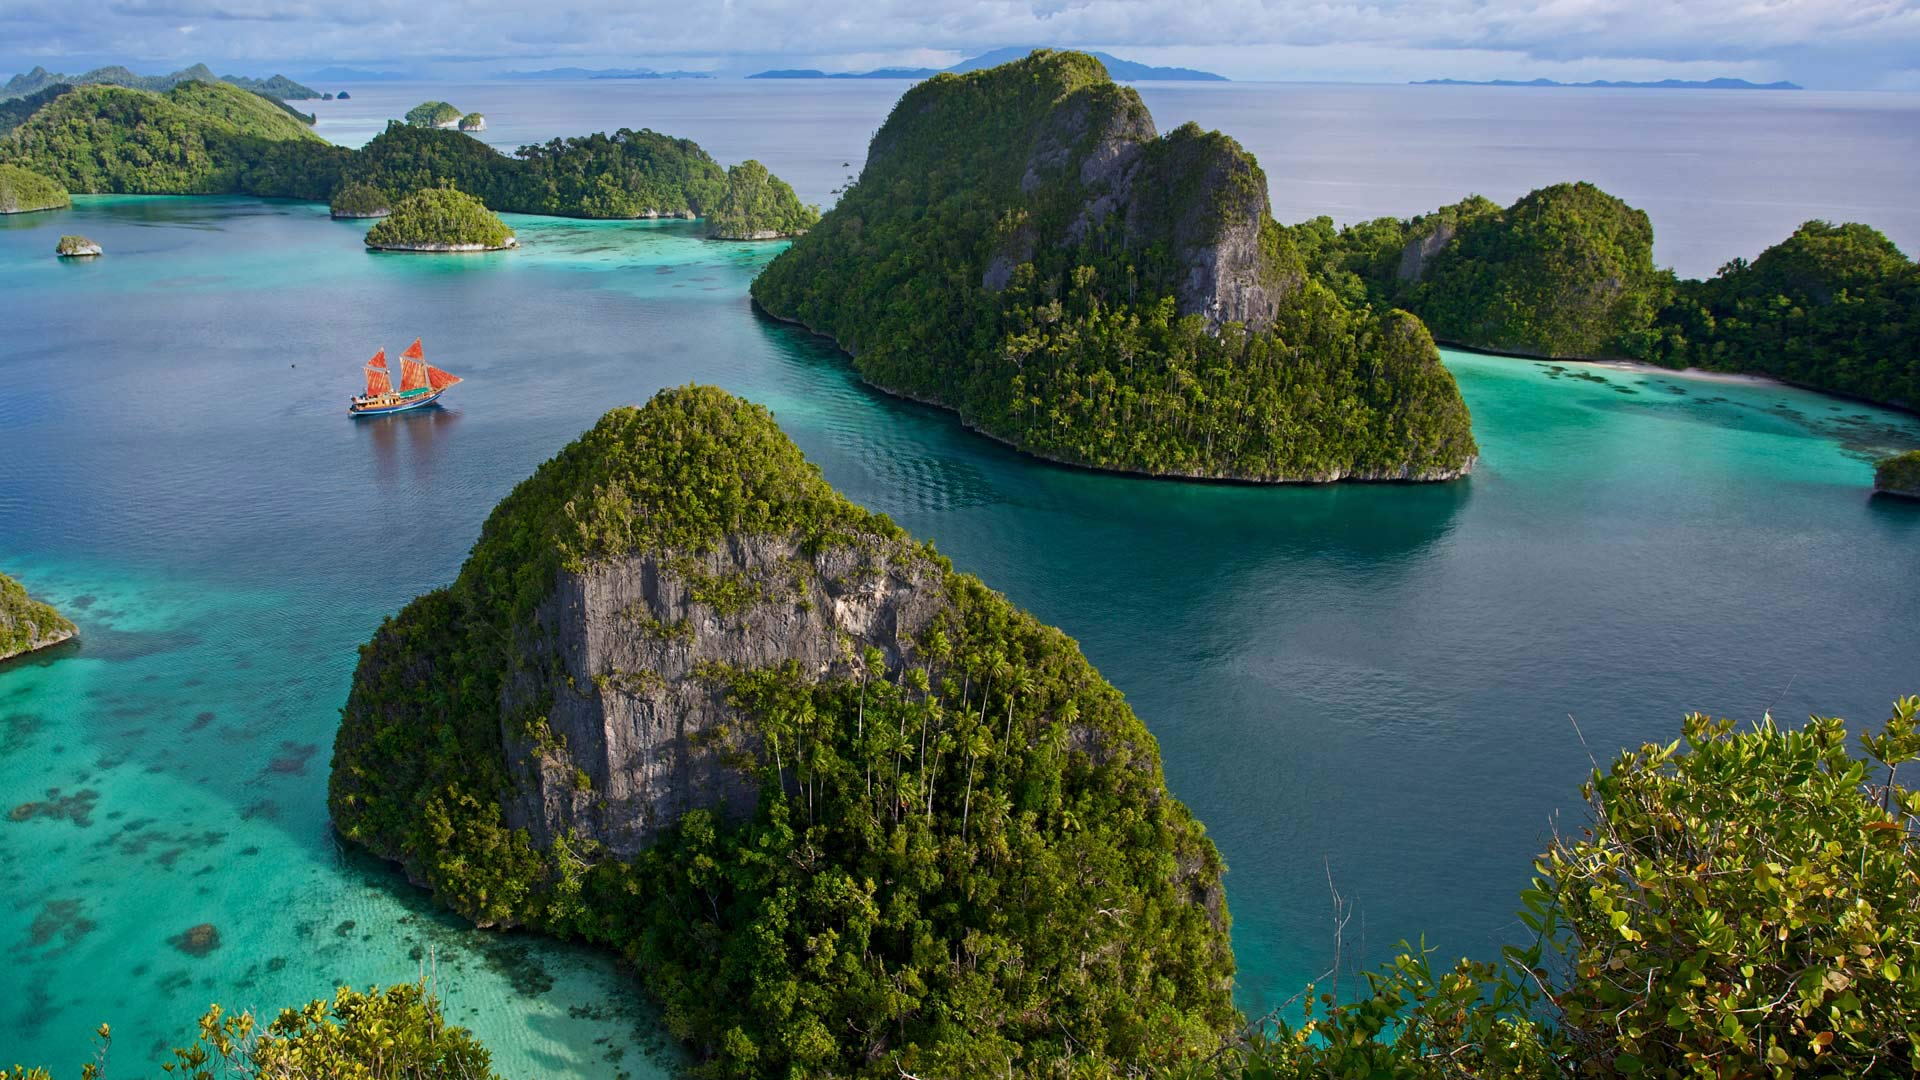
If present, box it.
[2,0,1914,87]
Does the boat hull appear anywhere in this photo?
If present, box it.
[349,387,450,416]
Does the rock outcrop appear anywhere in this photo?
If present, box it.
[55,234,100,257]
[1,573,75,662]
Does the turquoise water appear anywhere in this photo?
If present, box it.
[2,196,1917,1075]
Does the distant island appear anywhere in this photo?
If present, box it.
[498,67,713,80]
[1,62,322,101]
[1877,451,1920,499]
[0,74,817,238]
[750,46,1227,81]
[1414,76,1801,90]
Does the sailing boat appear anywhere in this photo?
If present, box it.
[348,338,462,416]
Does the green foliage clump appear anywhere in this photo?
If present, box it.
[9,982,498,1080]
[705,158,819,238]
[403,100,462,128]
[458,112,485,131]
[329,386,1237,1078]
[1191,695,1920,1079]
[55,234,97,256]
[364,186,514,250]
[0,81,349,199]
[327,179,390,217]
[1313,183,1671,359]
[341,122,740,220]
[0,571,74,659]
[1876,449,1920,496]
[1646,221,1919,408]
[0,86,72,138]
[751,49,1476,481]
[0,162,68,212]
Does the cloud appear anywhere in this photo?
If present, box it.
[1,0,1913,87]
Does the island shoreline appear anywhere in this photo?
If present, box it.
[752,302,1476,486]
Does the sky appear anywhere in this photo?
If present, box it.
[2,0,1918,90]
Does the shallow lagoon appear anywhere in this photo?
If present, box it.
[1,196,1916,1074]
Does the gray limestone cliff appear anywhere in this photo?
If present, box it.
[500,533,949,856]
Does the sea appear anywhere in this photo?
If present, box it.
[1,78,1917,1077]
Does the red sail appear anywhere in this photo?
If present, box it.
[400,356,430,392]
[402,338,424,362]
[425,364,462,390]
[364,348,391,396]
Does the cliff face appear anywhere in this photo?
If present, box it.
[501,534,949,856]
[0,573,75,661]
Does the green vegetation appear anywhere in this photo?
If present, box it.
[1305,182,1671,359]
[330,386,1236,1078]
[327,179,390,217]
[364,186,515,250]
[0,84,809,234]
[404,100,463,128]
[1193,695,1920,1078]
[751,49,1477,481]
[0,86,71,138]
[705,158,818,238]
[459,111,486,132]
[1307,190,1918,410]
[0,162,67,213]
[0,572,75,660]
[342,123,728,219]
[54,234,98,256]
[11,982,498,1080]
[0,81,348,199]
[1646,221,1920,408]
[1876,449,1920,496]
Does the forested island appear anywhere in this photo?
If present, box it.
[0,62,322,102]
[0,572,75,661]
[0,80,816,239]
[364,186,516,251]
[404,100,463,129]
[328,386,1236,1077]
[753,50,1477,482]
[1303,187,1919,410]
[0,162,67,212]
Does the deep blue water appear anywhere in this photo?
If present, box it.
[1,80,1918,1077]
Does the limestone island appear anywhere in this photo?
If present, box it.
[752,49,1478,482]
[55,234,101,257]
[329,386,1235,1077]
[1876,450,1920,499]
[458,112,486,132]
[704,158,818,239]
[403,100,463,129]
[1,572,76,661]
[0,163,70,214]
[364,187,516,252]
[328,180,391,219]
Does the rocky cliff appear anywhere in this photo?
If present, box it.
[752,49,1477,483]
[0,573,75,661]
[330,386,1236,1076]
